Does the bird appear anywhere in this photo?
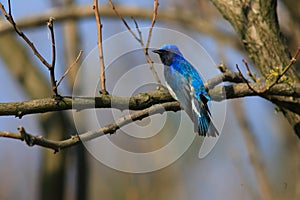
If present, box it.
[153,44,219,137]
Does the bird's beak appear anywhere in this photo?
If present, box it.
[152,49,162,54]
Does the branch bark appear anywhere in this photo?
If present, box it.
[1,81,300,117]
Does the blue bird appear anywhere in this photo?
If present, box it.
[153,44,219,137]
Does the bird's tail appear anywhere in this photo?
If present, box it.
[197,110,219,137]
[191,94,219,137]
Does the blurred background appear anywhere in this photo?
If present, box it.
[0,0,299,200]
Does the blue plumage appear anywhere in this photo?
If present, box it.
[153,44,219,137]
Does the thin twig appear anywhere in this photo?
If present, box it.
[0,2,61,96]
[80,101,179,141]
[47,17,58,96]
[144,0,162,86]
[107,0,162,86]
[267,47,300,90]
[107,0,141,43]
[236,64,258,94]
[240,47,300,94]
[132,17,143,43]
[7,0,12,16]
[48,17,56,70]
[242,59,258,82]
[56,50,83,88]
[93,0,107,94]
[145,0,158,50]
[0,2,52,68]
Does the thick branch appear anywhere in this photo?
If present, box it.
[0,90,174,117]
[1,81,300,117]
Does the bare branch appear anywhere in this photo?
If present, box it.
[93,1,107,94]
[0,102,180,152]
[56,50,83,88]
[0,90,174,118]
[80,101,180,142]
[132,17,143,43]
[242,59,258,83]
[0,126,80,153]
[47,17,58,96]
[145,0,158,51]
[107,0,162,86]
[143,0,162,86]
[0,2,51,68]
[107,0,141,42]
[48,17,56,70]
[1,2,61,96]
[236,64,258,94]
[1,79,300,118]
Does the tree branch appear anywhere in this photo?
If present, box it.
[0,79,300,118]
[0,90,174,117]
[0,102,180,152]
[47,17,59,96]
[56,50,83,88]
[0,126,80,153]
[93,0,107,94]
[0,2,52,68]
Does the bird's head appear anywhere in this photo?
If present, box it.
[153,44,183,66]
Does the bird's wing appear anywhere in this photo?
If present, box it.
[184,78,208,134]
[164,67,194,119]
[186,78,219,136]
[193,94,219,136]
[182,78,198,132]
